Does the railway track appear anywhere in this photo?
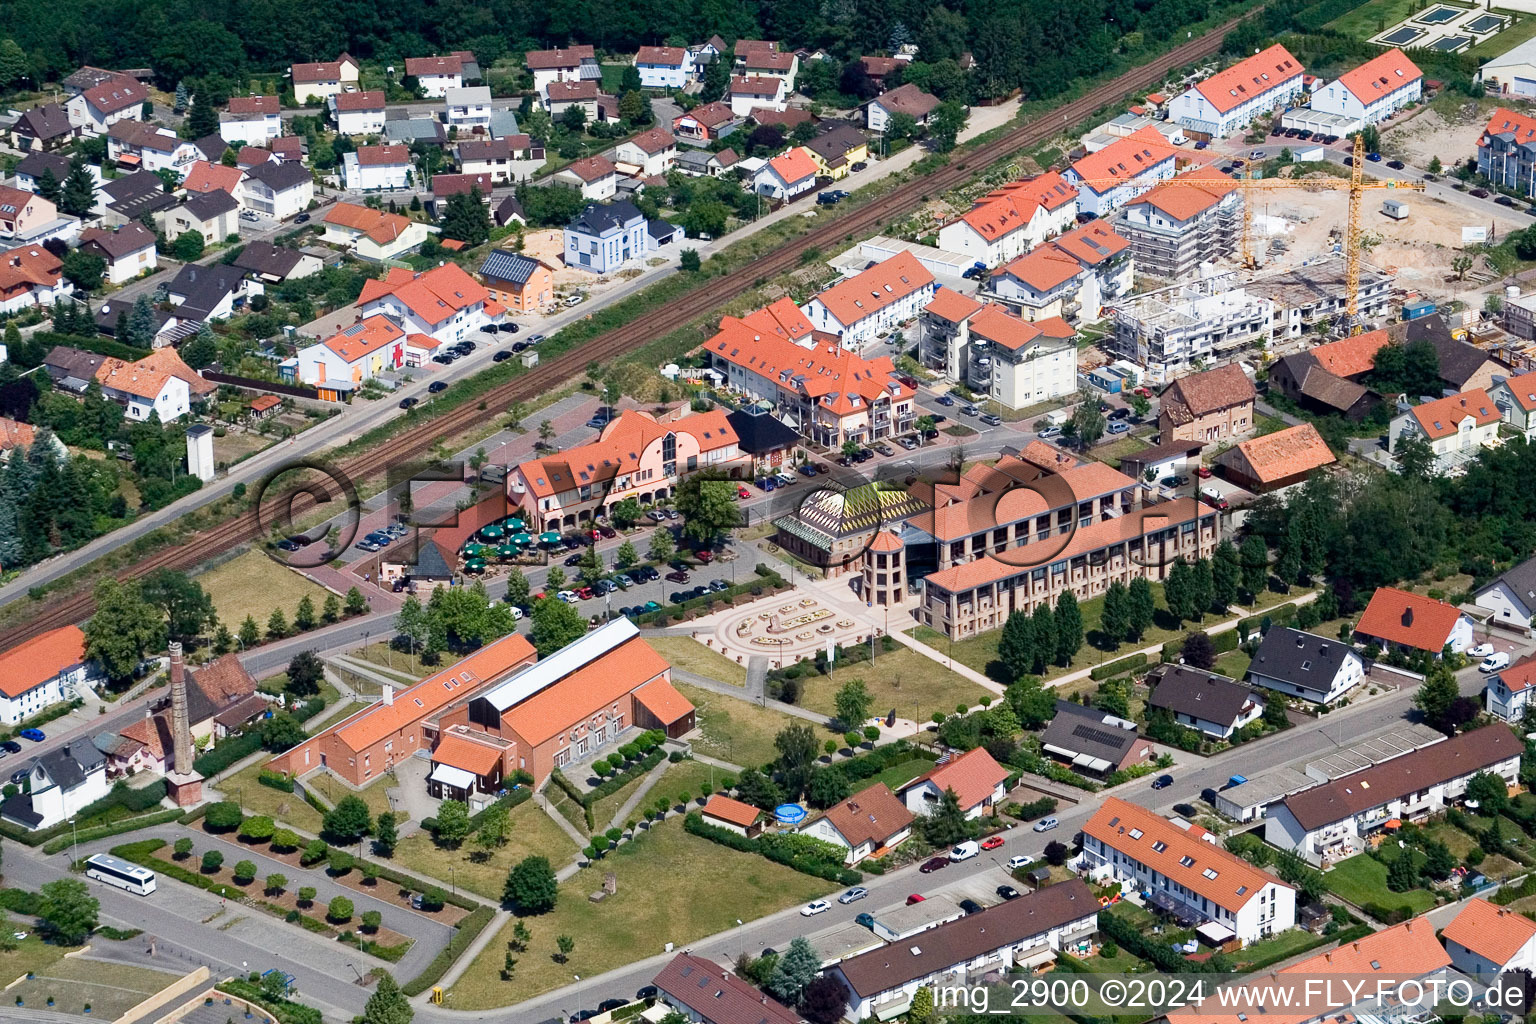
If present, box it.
[0,10,1254,648]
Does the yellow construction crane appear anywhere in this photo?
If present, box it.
[1075,136,1422,331]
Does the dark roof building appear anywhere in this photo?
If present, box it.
[568,199,644,235]
[725,408,800,458]
[479,249,547,286]
[1146,664,1264,738]
[101,170,178,221]
[193,134,230,162]
[494,195,526,227]
[1037,700,1151,776]
[180,189,239,222]
[12,103,75,149]
[244,158,312,192]
[168,262,245,321]
[1396,313,1504,392]
[232,240,311,281]
[1247,626,1366,705]
[15,151,72,186]
[652,953,803,1024]
[43,345,108,391]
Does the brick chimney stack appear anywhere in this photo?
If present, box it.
[169,641,193,774]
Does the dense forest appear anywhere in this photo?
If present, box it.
[0,0,1252,102]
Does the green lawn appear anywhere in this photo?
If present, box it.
[9,950,179,1018]
[196,550,332,638]
[1229,928,1331,969]
[221,760,326,833]
[393,797,580,901]
[1214,650,1251,680]
[1325,854,1436,915]
[306,770,397,822]
[871,758,936,792]
[353,641,437,681]
[1095,436,1151,469]
[649,759,729,815]
[644,637,747,686]
[1325,0,1471,40]
[675,682,816,771]
[444,819,834,1008]
[1469,13,1536,59]
[794,648,993,725]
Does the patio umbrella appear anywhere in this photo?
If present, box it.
[538,531,562,544]
[479,524,505,540]
[511,532,533,545]
[496,544,521,559]
[462,543,485,558]
[504,518,525,532]
[464,558,488,572]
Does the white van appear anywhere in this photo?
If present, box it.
[949,840,980,862]
[1481,651,1511,674]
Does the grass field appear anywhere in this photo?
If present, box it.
[9,950,180,1017]
[1228,928,1330,969]
[1470,14,1536,59]
[445,819,834,1008]
[1323,0,1467,41]
[647,759,729,817]
[222,760,326,833]
[0,937,82,991]
[394,798,580,901]
[306,771,397,822]
[674,682,813,770]
[1094,436,1151,469]
[644,637,747,686]
[793,648,993,725]
[1325,854,1436,915]
[871,758,936,792]
[353,641,438,681]
[1214,650,1251,680]
[197,550,332,635]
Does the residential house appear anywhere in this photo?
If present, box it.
[436,620,693,786]
[672,101,738,144]
[321,202,435,261]
[525,46,599,101]
[294,315,406,395]
[328,90,386,136]
[1397,313,1507,393]
[241,159,314,220]
[66,74,147,135]
[1268,329,1387,422]
[802,250,936,349]
[753,146,819,201]
[0,244,70,315]
[1169,44,1305,139]
[269,632,539,787]
[383,117,446,148]
[738,46,798,91]
[77,224,157,285]
[553,155,619,201]
[98,170,178,228]
[866,83,939,133]
[936,172,1080,268]
[0,626,95,726]
[165,262,247,322]
[157,190,240,246]
[1489,370,1536,438]
[0,417,66,462]
[1114,166,1241,280]
[181,160,244,200]
[562,200,649,274]
[675,149,735,177]
[1485,655,1536,723]
[94,351,195,420]
[220,96,283,146]
[1038,700,1152,777]
[1268,724,1521,864]
[232,241,321,282]
[751,106,817,131]
[990,220,1133,323]
[652,954,803,1024]
[1146,665,1264,740]
[457,136,544,185]
[104,120,199,178]
[1215,422,1336,492]
[699,794,763,836]
[444,87,493,129]
[357,262,497,343]
[706,300,917,446]
[798,782,914,865]
[919,293,1077,409]
[92,298,190,345]
[405,55,465,97]
[858,56,903,92]
[235,147,273,170]
[1473,554,1536,637]
[342,145,412,191]
[1388,387,1501,474]
[635,46,692,89]
[112,652,263,773]
[1479,107,1536,197]
[290,56,359,104]
[1158,363,1256,444]
[508,408,744,532]
[1064,126,1179,216]
[802,123,868,181]
[429,174,497,219]
[723,408,801,478]
[1309,48,1422,127]
[545,80,600,120]
[1442,897,1536,980]
[0,741,108,830]
[1116,437,1201,483]
[12,104,77,152]
[14,152,73,195]
[728,76,785,117]
[478,250,555,314]
[827,880,1099,1020]
[1246,627,1364,706]
[614,129,678,178]
[897,747,1008,820]
[1081,798,1295,942]
[1357,585,1474,656]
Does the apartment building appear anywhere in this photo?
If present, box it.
[1158,363,1257,444]
[294,315,406,393]
[1169,44,1305,139]
[0,625,96,726]
[707,298,916,446]
[802,250,936,350]
[1063,126,1178,216]
[1110,272,1271,385]
[1255,256,1393,339]
[1479,107,1536,196]
[1081,798,1295,943]
[990,220,1133,323]
[935,172,1079,268]
[1114,166,1241,280]
[357,261,498,343]
[919,291,1077,409]
[1309,48,1422,127]
[1267,724,1521,864]
[1388,387,1502,474]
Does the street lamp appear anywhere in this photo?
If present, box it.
[69,817,77,863]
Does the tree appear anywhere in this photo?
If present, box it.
[174,80,189,113]
[1263,693,1289,729]
[1415,663,1461,734]
[929,101,968,152]
[611,498,642,527]
[675,473,739,546]
[1211,542,1241,612]
[186,94,219,138]
[701,58,731,102]
[768,936,821,1003]
[202,850,224,872]
[324,795,372,843]
[1128,393,1151,419]
[173,837,193,859]
[554,933,576,963]
[1070,402,1105,449]
[1164,558,1194,624]
[1422,840,1455,880]
[886,112,919,143]
[266,607,289,640]
[233,859,257,882]
[647,528,675,564]
[807,767,851,808]
[907,984,936,1024]
[734,767,783,810]
[1029,602,1055,675]
[180,321,218,368]
[374,811,398,857]
[1467,770,1509,813]
[680,248,701,272]
[1240,535,1269,598]
[40,883,102,944]
[545,566,567,591]
[346,586,368,615]
[442,188,492,246]
[286,650,324,698]
[1127,576,1155,642]
[531,596,586,657]
[1190,559,1215,620]
[505,854,558,913]
[61,249,106,291]
[922,788,974,846]
[1006,676,1056,729]
[1428,155,1443,174]
[1451,253,1474,281]
[1054,591,1083,666]
[1043,840,1070,866]
[173,231,206,261]
[1386,851,1418,892]
[33,167,60,204]
[1181,631,1216,669]
[619,89,649,125]
[361,909,382,932]
[434,799,471,848]
[774,723,819,799]
[1395,435,1435,479]
[238,615,260,650]
[833,679,873,730]
[85,578,166,682]
[265,873,287,895]
[259,712,305,752]
[294,594,317,631]
[60,158,96,217]
[327,895,354,923]
[205,801,242,830]
[1101,580,1129,644]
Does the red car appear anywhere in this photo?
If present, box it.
[981,836,1005,851]
[1196,466,1212,479]
[737,486,751,499]
[577,586,595,600]
[1133,386,1152,398]
[906,894,926,905]
[695,549,714,564]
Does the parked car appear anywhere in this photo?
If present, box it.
[1032,817,1059,832]
[398,396,419,409]
[294,213,311,223]
[598,1000,627,1014]
[708,578,730,592]
[636,987,658,1002]
[838,887,868,904]
[936,394,955,406]
[1499,195,1517,207]
[1106,421,1130,435]
[959,899,985,915]
[997,884,1022,901]
[950,840,980,861]
[851,161,868,172]
[0,741,20,754]
[499,322,520,333]
[276,538,301,551]
[557,590,578,603]
[855,912,875,928]
[981,835,1005,851]
[18,729,45,742]
[980,412,1002,426]
[1387,159,1406,170]
[873,442,894,456]
[1196,466,1212,478]
[1481,652,1512,673]
[564,553,583,567]
[428,381,448,393]
[906,893,926,905]
[800,899,831,916]
[493,350,512,362]
[637,566,660,582]
[1151,774,1174,790]
[665,570,689,583]
[962,404,980,417]
[479,324,498,335]
[897,436,918,450]
[919,857,948,873]
[1038,426,1061,439]
[816,192,842,206]
[646,510,668,523]
[1469,643,1497,659]
[1472,188,1492,199]
[354,540,381,552]
[1007,856,1035,873]
[526,334,546,344]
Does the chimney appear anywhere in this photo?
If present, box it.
[168,641,193,775]
[170,641,184,688]
[383,683,394,706]
[1402,607,1414,627]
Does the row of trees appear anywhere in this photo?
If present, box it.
[996,590,1085,681]
[393,582,519,662]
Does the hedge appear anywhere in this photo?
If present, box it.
[366,861,481,912]
[582,748,666,808]
[40,808,183,854]
[218,980,323,1024]
[1091,654,1148,681]
[684,812,861,885]
[111,839,246,899]
[258,769,296,792]
[0,889,41,914]
[635,568,788,626]
[831,741,938,785]
[466,783,532,829]
[402,904,495,996]
[1098,909,1230,973]
[1213,629,1240,654]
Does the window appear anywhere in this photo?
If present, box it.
[1179,855,1195,867]
[1151,840,1167,853]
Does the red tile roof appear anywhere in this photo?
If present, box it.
[952,172,1079,241]
[138,346,214,396]
[652,954,802,1024]
[562,155,617,182]
[637,46,688,67]
[874,83,939,119]
[1053,219,1130,266]
[814,782,913,847]
[730,76,782,97]
[0,245,62,300]
[1407,387,1499,440]
[1192,44,1303,115]
[333,90,386,111]
[547,80,600,102]
[1161,363,1255,423]
[811,250,934,327]
[1226,422,1335,484]
[227,96,281,115]
[321,314,404,363]
[354,144,410,166]
[1443,897,1536,966]
[1308,328,1389,378]
[1483,107,1536,148]
[524,46,595,70]
[968,303,1052,352]
[1069,126,1178,192]
[83,75,147,115]
[1001,244,1083,292]
[432,731,503,775]
[0,625,85,698]
[1130,165,1237,221]
[359,262,488,327]
[1336,47,1422,105]
[0,416,37,452]
[632,677,694,725]
[902,747,1008,811]
[182,161,244,196]
[702,794,761,828]
[625,128,677,155]
[675,102,735,130]
[923,288,982,323]
[291,57,356,83]
[709,312,912,417]
[323,203,417,245]
[764,146,818,186]
[502,636,672,745]
[405,55,463,77]
[515,408,738,500]
[1356,586,1466,652]
[1494,370,1536,412]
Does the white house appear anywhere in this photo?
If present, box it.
[158,190,240,246]
[1389,387,1503,474]
[295,314,406,392]
[1489,370,1536,438]
[635,46,692,89]
[358,261,495,343]
[553,155,619,201]
[525,46,598,101]
[405,55,465,98]
[241,160,314,220]
[1145,664,1264,740]
[290,56,360,104]
[321,203,436,262]
[866,82,939,133]
[457,136,544,185]
[445,87,493,129]
[330,90,387,136]
[1169,44,1305,139]
[545,81,600,120]
[66,74,147,135]
[1063,125,1178,217]
[1309,48,1422,128]
[936,172,1080,268]
[106,120,201,178]
[1080,798,1295,943]
[802,249,936,350]
[991,220,1133,323]
[0,245,70,315]
[613,129,678,178]
[342,145,413,191]
[752,146,818,201]
[220,96,283,145]
[1485,655,1536,723]
[1442,898,1536,980]
[0,741,109,830]
[95,354,193,421]
[797,782,913,865]
[728,76,784,117]
[895,746,1008,820]
[1267,725,1522,864]
[0,625,95,726]
[919,294,1077,409]
[77,223,157,285]
[1473,554,1536,637]
[1247,627,1365,705]
[1355,585,1475,657]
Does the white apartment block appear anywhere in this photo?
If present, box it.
[1169,44,1304,138]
